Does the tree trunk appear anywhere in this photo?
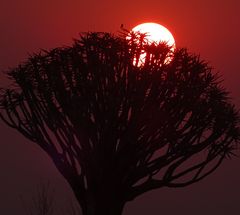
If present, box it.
[80,190,125,215]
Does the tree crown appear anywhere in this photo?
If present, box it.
[1,32,239,203]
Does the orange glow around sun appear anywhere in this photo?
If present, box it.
[128,22,176,66]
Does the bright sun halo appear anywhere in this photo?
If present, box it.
[129,22,176,66]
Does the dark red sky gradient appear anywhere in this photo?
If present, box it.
[0,1,240,214]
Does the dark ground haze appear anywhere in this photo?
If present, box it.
[0,1,240,214]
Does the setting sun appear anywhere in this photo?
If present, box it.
[129,22,176,66]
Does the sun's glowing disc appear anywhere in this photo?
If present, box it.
[129,22,176,66]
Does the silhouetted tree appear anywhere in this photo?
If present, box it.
[20,182,54,215]
[1,32,239,215]
[20,182,82,215]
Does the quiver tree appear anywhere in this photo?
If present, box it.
[0,32,239,215]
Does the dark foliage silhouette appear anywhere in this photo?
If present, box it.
[1,32,239,215]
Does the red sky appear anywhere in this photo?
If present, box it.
[0,1,240,214]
